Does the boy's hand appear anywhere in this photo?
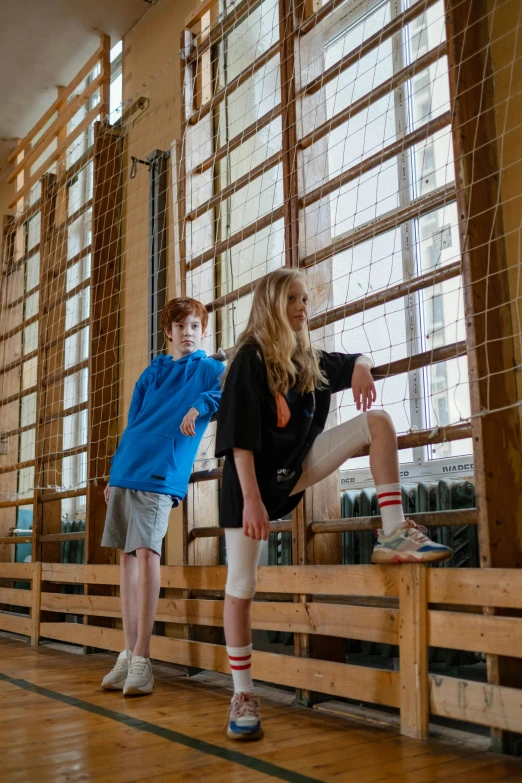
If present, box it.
[352,364,377,412]
[243,498,270,541]
[104,484,110,504]
[180,407,200,437]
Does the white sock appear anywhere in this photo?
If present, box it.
[376,483,405,535]
[227,644,253,693]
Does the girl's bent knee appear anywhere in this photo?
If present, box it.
[367,409,395,434]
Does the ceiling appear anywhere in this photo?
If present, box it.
[0,0,153,173]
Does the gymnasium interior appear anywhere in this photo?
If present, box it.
[1,0,522,780]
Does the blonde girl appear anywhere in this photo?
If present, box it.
[216,268,452,740]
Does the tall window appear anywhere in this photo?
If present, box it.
[181,0,472,489]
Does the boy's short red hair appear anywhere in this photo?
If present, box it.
[161,297,208,334]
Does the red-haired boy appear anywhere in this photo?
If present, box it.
[101,298,223,696]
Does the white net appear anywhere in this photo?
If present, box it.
[0,0,521,531]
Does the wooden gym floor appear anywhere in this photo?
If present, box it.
[1,635,522,783]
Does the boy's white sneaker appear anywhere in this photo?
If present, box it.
[123,656,154,696]
[101,649,132,690]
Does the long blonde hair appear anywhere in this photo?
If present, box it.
[226,268,326,396]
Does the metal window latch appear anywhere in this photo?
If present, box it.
[130,156,152,180]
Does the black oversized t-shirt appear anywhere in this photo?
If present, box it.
[215,343,362,527]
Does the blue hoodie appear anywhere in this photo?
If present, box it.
[110,350,223,498]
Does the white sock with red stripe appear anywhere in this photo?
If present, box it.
[227,644,253,693]
[376,483,405,535]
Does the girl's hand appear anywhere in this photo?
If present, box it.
[243,498,270,541]
[104,484,110,504]
[180,407,200,436]
[352,364,377,412]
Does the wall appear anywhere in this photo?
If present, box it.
[118,0,199,578]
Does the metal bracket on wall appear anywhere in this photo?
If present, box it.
[147,149,171,361]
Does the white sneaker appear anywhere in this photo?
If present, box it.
[101,649,132,690]
[123,656,154,696]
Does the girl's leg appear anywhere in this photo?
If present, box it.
[224,528,263,740]
[291,410,452,563]
[120,551,139,651]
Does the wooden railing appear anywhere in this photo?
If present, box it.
[0,561,521,740]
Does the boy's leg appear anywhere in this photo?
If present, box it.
[123,547,160,696]
[134,547,161,659]
[223,528,263,740]
[120,551,139,651]
[290,410,452,563]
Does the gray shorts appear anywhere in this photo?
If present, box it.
[101,487,173,556]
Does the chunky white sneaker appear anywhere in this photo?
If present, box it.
[123,656,154,696]
[371,520,453,564]
[226,691,263,740]
[101,649,132,690]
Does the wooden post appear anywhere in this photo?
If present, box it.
[85,122,123,572]
[445,0,522,753]
[99,34,111,121]
[30,561,42,646]
[399,563,429,740]
[33,173,60,566]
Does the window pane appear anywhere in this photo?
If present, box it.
[68,162,94,216]
[23,322,38,355]
[218,162,283,235]
[63,368,88,410]
[218,54,280,147]
[63,410,88,450]
[17,466,34,499]
[20,393,36,427]
[22,357,37,390]
[221,0,279,85]
[65,288,90,331]
[66,254,91,292]
[64,327,89,369]
[20,429,36,462]
[219,218,285,296]
[26,213,41,251]
[67,208,92,259]
[24,292,39,320]
[25,253,40,292]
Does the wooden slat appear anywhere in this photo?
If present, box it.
[187,204,285,270]
[9,102,102,209]
[0,535,32,542]
[429,611,522,658]
[38,532,85,543]
[430,674,522,734]
[301,43,447,151]
[311,509,477,534]
[190,520,292,538]
[186,150,283,221]
[399,564,428,740]
[373,340,467,380]
[192,105,281,175]
[41,488,86,503]
[300,183,457,268]
[303,0,441,94]
[428,568,522,610]
[39,594,399,644]
[40,562,399,596]
[0,562,34,579]
[308,260,461,331]
[302,111,451,209]
[0,613,31,637]
[185,0,216,28]
[31,561,42,646]
[191,510,477,538]
[188,40,280,126]
[39,622,400,706]
[0,588,33,608]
